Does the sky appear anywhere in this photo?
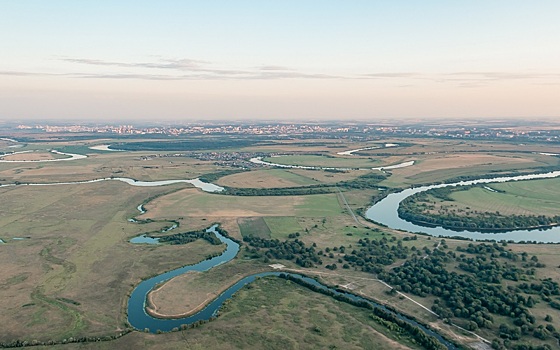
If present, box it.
[1,1,560,122]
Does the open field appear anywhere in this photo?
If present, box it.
[263,216,303,239]
[288,168,369,183]
[381,152,555,188]
[0,151,68,161]
[237,217,272,238]
[440,178,560,217]
[140,190,345,219]
[357,138,560,157]
[217,168,320,188]
[0,144,226,184]
[0,182,225,343]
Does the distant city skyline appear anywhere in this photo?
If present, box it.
[1,1,559,121]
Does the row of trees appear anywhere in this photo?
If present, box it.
[155,229,222,245]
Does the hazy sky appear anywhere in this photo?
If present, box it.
[1,1,559,121]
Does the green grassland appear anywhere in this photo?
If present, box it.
[237,217,272,239]
[216,168,321,188]
[263,154,381,168]
[263,216,302,239]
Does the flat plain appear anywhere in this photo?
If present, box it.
[1,134,560,349]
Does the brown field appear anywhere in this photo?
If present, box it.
[148,260,268,318]
[289,168,368,183]
[140,189,343,219]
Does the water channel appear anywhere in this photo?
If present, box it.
[0,177,224,192]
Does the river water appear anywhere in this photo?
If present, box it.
[0,150,87,162]
[250,156,414,171]
[0,177,224,192]
[366,170,560,242]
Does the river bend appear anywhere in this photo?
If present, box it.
[366,171,560,242]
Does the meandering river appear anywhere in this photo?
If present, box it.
[126,225,456,349]
[366,170,560,242]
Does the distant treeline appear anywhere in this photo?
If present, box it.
[111,138,271,151]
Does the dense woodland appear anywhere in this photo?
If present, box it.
[243,227,560,349]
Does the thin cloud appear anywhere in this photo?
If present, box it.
[258,65,293,71]
[60,57,345,80]
[446,72,560,81]
[0,70,57,77]
[61,57,208,71]
[362,72,419,78]
[4,59,560,84]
